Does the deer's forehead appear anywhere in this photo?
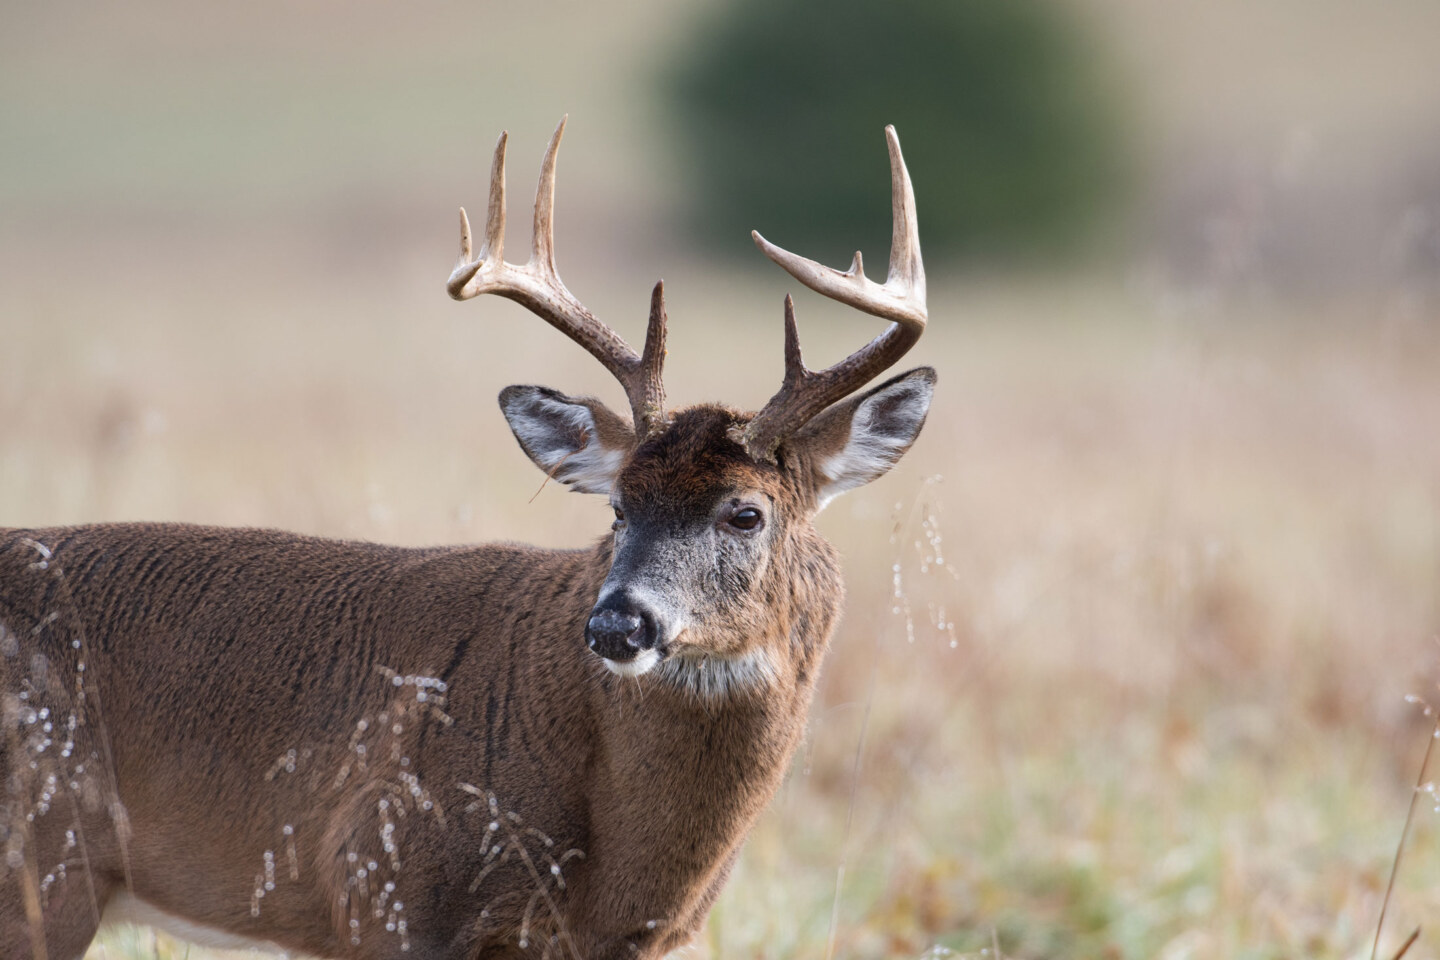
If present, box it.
[618,460,780,509]
[616,408,784,509]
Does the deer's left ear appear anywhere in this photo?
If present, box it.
[786,367,935,512]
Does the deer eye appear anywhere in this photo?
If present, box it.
[727,507,764,533]
[612,505,625,529]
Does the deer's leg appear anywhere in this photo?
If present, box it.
[0,814,117,960]
[1,567,122,959]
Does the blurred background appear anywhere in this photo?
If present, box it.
[3,0,1439,957]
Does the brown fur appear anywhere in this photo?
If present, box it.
[0,401,851,960]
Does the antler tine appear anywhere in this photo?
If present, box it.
[743,125,928,461]
[638,281,669,431]
[531,117,563,276]
[446,117,668,436]
[884,124,926,306]
[484,130,508,261]
[449,132,508,295]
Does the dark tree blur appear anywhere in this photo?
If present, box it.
[667,0,1127,264]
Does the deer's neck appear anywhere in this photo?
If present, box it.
[575,671,811,941]
[572,543,840,947]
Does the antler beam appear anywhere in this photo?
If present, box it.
[743,125,927,460]
[448,117,668,436]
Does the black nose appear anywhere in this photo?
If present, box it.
[585,598,657,662]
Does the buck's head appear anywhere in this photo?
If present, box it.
[449,118,933,682]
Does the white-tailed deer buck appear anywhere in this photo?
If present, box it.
[0,118,932,960]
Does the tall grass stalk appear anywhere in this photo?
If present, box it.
[1371,693,1438,960]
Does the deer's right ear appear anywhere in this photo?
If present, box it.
[499,386,635,495]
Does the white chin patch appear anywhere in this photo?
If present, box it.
[603,648,661,677]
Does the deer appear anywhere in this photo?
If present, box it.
[0,117,933,960]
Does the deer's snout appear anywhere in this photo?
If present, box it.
[586,595,661,670]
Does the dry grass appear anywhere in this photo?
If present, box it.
[2,219,1437,958]
[3,3,1440,956]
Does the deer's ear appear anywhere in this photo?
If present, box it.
[499,386,635,495]
[787,367,935,512]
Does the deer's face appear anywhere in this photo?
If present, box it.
[593,408,785,676]
[499,369,934,682]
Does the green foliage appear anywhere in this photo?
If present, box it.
[667,0,1127,264]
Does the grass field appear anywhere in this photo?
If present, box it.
[4,224,1438,958]
[5,1,1440,957]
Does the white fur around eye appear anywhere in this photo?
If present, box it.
[816,378,932,511]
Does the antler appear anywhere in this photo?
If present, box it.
[742,125,927,461]
[448,117,668,436]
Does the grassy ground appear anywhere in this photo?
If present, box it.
[3,221,1437,958]
[4,3,1440,957]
